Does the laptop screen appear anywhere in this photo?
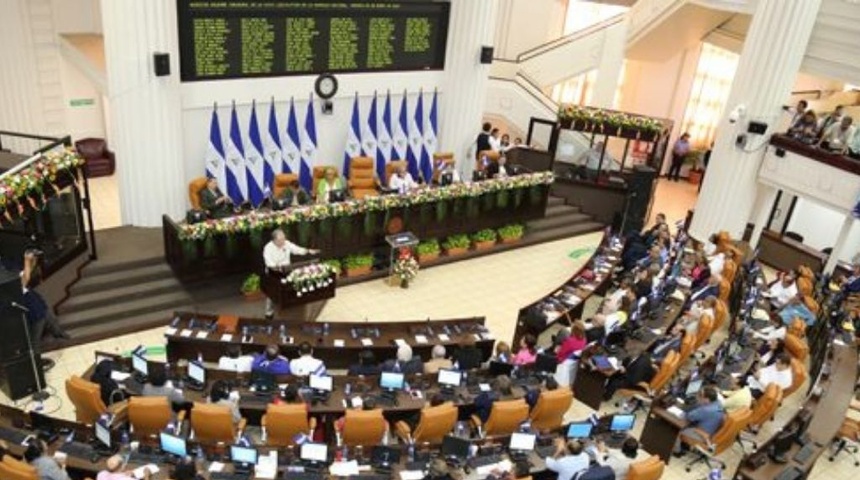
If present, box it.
[309,374,333,392]
[437,369,461,388]
[509,433,537,451]
[300,443,328,462]
[188,361,206,384]
[380,372,405,390]
[230,445,258,465]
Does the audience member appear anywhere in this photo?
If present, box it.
[389,164,419,193]
[348,350,381,376]
[199,176,232,218]
[757,338,786,367]
[474,375,513,423]
[218,345,254,373]
[604,352,656,400]
[97,454,142,480]
[788,110,819,144]
[90,359,126,406]
[278,179,311,206]
[452,337,484,370]
[595,437,639,480]
[170,456,203,480]
[787,99,808,128]
[526,376,558,409]
[819,116,855,154]
[490,341,513,364]
[141,368,185,405]
[849,128,860,160]
[556,321,587,362]
[720,376,753,413]
[381,344,423,374]
[650,327,685,363]
[512,334,538,365]
[766,271,798,309]
[252,344,291,375]
[667,133,691,182]
[689,252,711,290]
[209,380,241,423]
[316,167,346,203]
[545,438,590,480]
[818,105,844,134]
[778,294,816,326]
[752,315,787,342]
[24,439,71,480]
[424,345,453,374]
[676,386,725,455]
[689,275,720,304]
[290,342,326,376]
[748,353,793,398]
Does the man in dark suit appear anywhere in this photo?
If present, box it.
[277,179,311,207]
[603,352,656,400]
[199,177,233,218]
[474,375,513,423]
[348,350,382,376]
[381,345,423,375]
[475,122,492,157]
[485,155,509,179]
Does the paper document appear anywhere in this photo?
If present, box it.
[133,465,159,479]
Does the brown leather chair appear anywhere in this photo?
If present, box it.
[348,156,378,199]
[802,295,820,315]
[830,417,860,465]
[432,153,455,183]
[75,137,115,178]
[796,277,813,296]
[476,150,500,170]
[340,409,387,446]
[617,350,680,410]
[262,403,317,446]
[188,177,208,210]
[681,407,752,471]
[722,260,738,285]
[65,376,127,425]
[678,332,697,364]
[718,278,731,304]
[783,358,807,398]
[272,173,300,199]
[693,314,715,351]
[0,455,38,480]
[385,160,408,187]
[190,402,246,444]
[529,387,574,432]
[394,402,458,444]
[627,455,665,480]
[787,318,807,338]
[471,399,529,438]
[738,383,782,450]
[713,299,728,333]
[784,333,809,361]
[129,396,183,438]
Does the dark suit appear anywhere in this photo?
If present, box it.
[278,187,311,206]
[380,358,423,375]
[604,353,656,400]
[689,284,719,304]
[199,187,232,218]
[485,162,509,179]
[347,363,381,376]
[476,132,492,155]
[474,391,499,423]
[453,346,483,371]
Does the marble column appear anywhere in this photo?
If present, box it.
[101,0,185,227]
[825,215,855,274]
[591,17,628,109]
[748,184,777,249]
[689,0,823,241]
[438,0,498,175]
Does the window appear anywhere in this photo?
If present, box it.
[680,43,739,149]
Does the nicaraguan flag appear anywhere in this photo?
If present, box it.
[245,100,267,207]
[224,102,247,204]
[376,91,393,181]
[392,92,409,164]
[299,95,317,192]
[409,91,425,181]
[283,97,301,174]
[204,105,226,193]
[424,90,439,180]
[362,93,378,162]
[343,93,363,178]
[263,98,284,185]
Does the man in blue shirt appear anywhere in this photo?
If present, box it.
[778,295,816,326]
[842,264,860,294]
[251,344,290,375]
[675,386,725,455]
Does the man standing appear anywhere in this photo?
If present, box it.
[475,122,492,156]
[263,229,319,319]
[668,133,691,182]
[818,116,855,154]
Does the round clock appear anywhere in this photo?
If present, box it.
[314,74,338,99]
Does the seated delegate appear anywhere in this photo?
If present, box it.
[748,353,793,398]
[316,167,346,203]
[290,342,327,376]
[474,375,513,423]
[348,350,382,376]
[424,344,453,374]
[252,344,291,375]
[545,438,590,480]
[141,368,185,405]
[676,386,725,455]
[218,345,255,373]
[765,271,798,309]
[209,380,242,424]
[603,351,657,401]
[381,344,424,375]
[389,164,419,193]
[277,179,311,206]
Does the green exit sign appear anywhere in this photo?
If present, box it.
[69,98,95,107]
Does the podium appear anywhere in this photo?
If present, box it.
[386,232,419,286]
[261,260,336,322]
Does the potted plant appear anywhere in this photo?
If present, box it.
[240,273,264,301]
[471,228,498,250]
[686,150,705,185]
[416,239,441,264]
[442,234,470,256]
[342,252,374,277]
[321,258,342,277]
[497,224,525,244]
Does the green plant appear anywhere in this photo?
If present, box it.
[416,239,441,256]
[442,234,470,250]
[343,252,373,269]
[241,273,261,293]
[321,258,342,275]
[686,150,705,170]
[497,224,525,240]
[471,228,498,243]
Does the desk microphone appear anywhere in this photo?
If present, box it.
[10,302,29,312]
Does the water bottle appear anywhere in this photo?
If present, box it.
[708,468,721,480]
[407,442,415,462]
[323,323,330,336]
[341,445,349,462]
[196,445,206,466]
[344,383,352,396]
[455,422,465,438]
[120,430,130,453]
[197,352,203,364]
[279,324,286,338]
[242,326,249,341]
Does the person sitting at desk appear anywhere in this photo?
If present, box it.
[603,352,656,401]
[748,353,793,399]
[389,164,419,193]
[556,321,588,362]
[348,350,381,376]
[273,384,306,406]
[677,296,717,336]
[91,359,126,406]
[765,271,798,309]
[689,252,711,291]
[777,294,816,326]
[512,334,538,366]
[252,344,291,375]
[277,179,311,206]
[757,338,786,367]
[170,456,203,480]
[752,315,787,342]
[688,275,721,304]
[199,176,233,218]
[381,344,423,374]
[676,386,725,456]
[97,454,145,480]
[334,396,381,434]
[424,345,453,374]
[218,345,255,373]
[474,375,513,423]
[839,263,860,293]
[290,342,326,377]
[545,438,590,480]
[720,376,753,413]
[209,380,242,424]
[585,315,607,343]
[486,155,509,179]
[402,393,446,433]
[633,267,656,298]
[316,167,346,204]
[141,368,185,405]
[24,438,71,480]
[650,327,685,363]
[708,247,726,278]
[525,376,558,410]
[595,437,640,480]
[453,337,484,370]
[489,340,512,364]
[642,213,667,244]
[434,159,461,185]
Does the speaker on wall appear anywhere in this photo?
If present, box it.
[154,53,171,76]
[480,46,494,64]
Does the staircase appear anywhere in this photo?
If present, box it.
[525,196,604,243]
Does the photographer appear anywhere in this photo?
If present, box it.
[20,250,69,356]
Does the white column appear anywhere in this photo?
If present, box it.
[101,0,185,227]
[591,17,628,109]
[824,215,855,274]
[748,184,777,249]
[689,0,823,241]
[439,0,498,173]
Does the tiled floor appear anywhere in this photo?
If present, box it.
[87,174,122,230]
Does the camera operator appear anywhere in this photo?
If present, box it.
[20,250,70,357]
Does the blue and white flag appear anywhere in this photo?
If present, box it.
[245,100,267,207]
[409,91,425,181]
[362,93,379,163]
[376,91,393,181]
[299,95,317,192]
[283,97,301,174]
[263,98,284,184]
[392,92,409,164]
[204,104,226,193]
[343,93,363,178]
[424,90,439,180]
[224,102,247,204]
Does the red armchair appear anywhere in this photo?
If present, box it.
[74,138,115,178]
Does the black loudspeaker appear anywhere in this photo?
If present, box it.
[0,271,29,362]
[0,354,45,400]
[153,52,170,76]
[480,46,494,64]
[624,165,658,235]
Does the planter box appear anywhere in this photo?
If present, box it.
[499,236,522,245]
[444,247,468,256]
[688,169,704,185]
[417,252,440,264]
[242,291,265,302]
[345,265,372,277]
[473,240,496,251]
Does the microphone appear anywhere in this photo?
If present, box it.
[10,302,29,312]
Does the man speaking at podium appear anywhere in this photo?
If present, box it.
[263,229,319,319]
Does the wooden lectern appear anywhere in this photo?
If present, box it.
[261,259,336,322]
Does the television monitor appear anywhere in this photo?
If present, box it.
[132,353,148,377]
[188,361,206,384]
[159,432,187,457]
[309,374,333,392]
[488,361,514,377]
[300,443,328,463]
[230,445,259,465]
[684,378,704,398]
[441,435,471,458]
[509,433,536,452]
[94,421,111,449]
[609,414,635,432]
[437,369,462,388]
[328,189,347,203]
[380,372,405,391]
[567,422,593,439]
[535,353,558,374]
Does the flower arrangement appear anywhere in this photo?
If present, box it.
[497,224,525,241]
[0,148,85,222]
[557,104,663,137]
[392,248,420,282]
[177,171,555,241]
[285,262,336,296]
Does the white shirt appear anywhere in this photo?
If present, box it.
[753,325,786,342]
[755,364,793,391]
[489,136,501,152]
[289,355,325,377]
[389,173,418,193]
[767,281,798,308]
[263,240,308,270]
[218,355,255,373]
[546,453,590,480]
[821,123,855,149]
[709,253,725,277]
